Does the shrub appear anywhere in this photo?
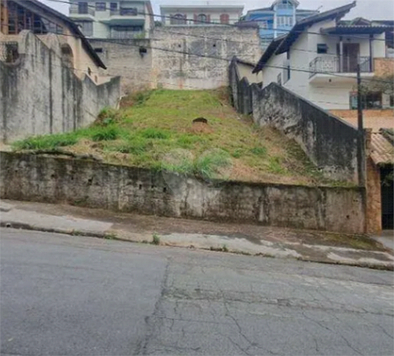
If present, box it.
[91,127,119,141]
[140,128,170,140]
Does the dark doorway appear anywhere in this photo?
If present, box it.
[381,166,394,229]
[337,43,360,72]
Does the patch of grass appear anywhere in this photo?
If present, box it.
[268,156,285,174]
[91,126,120,141]
[222,244,229,252]
[195,149,233,180]
[140,128,170,140]
[104,232,117,240]
[232,148,243,158]
[250,147,267,156]
[152,233,160,245]
[12,133,79,150]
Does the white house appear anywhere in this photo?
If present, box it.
[69,0,154,39]
[252,1,394,110]
[160,4,244,26]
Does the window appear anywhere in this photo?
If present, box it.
[220,14,229,24]
[277,16,293,27]
[171,14,186,25]
[390,95,394,107]
[78,2,88,14]
[120,8,137,15]
[110,2,118,12]
[317,43,328,54]
[277,0,293,9]
[61,44,73,68]
[349,91,383,109]
[197,14,207,23]
[75,21,93,36]
[95,2,106,11]
[259,20,268,29]
[94,48,103,53]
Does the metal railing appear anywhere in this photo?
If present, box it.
[309,56,372,78]
[70,7,95,16]
[110,8,138,16]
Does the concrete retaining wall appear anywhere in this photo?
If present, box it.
[0,31,120,143]
[0,152,366,234]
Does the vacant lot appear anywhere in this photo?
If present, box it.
[13,89,347,186]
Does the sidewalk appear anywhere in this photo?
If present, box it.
[1,199,393,270]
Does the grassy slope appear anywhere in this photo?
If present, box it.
[13,89,349,186]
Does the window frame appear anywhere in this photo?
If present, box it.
[95,2,106,11]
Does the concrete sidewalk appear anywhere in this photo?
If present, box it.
[1,199,393,270]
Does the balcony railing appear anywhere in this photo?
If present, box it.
[309,56,372,78]
[110,8,138,16]
[70,7,95,16]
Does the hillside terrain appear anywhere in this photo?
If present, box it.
[13,89,346,186]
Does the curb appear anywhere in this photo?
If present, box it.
[2,222,393,271]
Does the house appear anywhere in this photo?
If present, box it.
[252,1,394,110]
[69,0,154,39]
[0,0,106,78]
[160,4,244,26]
[239,0,318,48]
[0,0,120,142]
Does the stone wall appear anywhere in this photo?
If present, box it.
[90,38,153,94]
[0,31,120,143]
[229,58,362,183]
[0,152,366,234]
[89,26,262,94]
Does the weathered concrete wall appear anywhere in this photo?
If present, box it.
[250,83,360,182]
[0,152,366,234]
[90,39,153,94]
[0,31,120,143]
[88,26,262,93]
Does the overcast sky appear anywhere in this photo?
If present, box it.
[41,0,394,20]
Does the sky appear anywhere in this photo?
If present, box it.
[41,0,394,20]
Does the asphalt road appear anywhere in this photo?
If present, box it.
[1,228,393,356]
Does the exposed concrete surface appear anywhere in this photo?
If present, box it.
[1,199,393,269]
[1,228,393,355]
[373,230,394,251]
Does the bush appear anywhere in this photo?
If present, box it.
[91,127,119,141]
[13,133,78,150]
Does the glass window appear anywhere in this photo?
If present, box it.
[110,3,118,11]
[78,2,88,14]
[317,43,328,54]
[197,14,207,23]
[220,14,229,24]
[171,14,186,25]
[95,2,106,11]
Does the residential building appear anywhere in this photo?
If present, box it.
[69,1,153,39]
[0,0,120,142]
[0,0,106,77]
[160,5,244,26]
[252,1,394,110]
[239,0,318,48]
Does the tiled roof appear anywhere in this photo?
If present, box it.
[370,131,394,166]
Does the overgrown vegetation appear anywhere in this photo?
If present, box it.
[12,88,350,186]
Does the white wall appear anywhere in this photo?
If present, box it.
[161,9,241,25]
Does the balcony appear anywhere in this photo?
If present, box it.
[101,8,145,26]
[309,56,373,83]
[69,6,95,20]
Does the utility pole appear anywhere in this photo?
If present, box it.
[356,63,365,187]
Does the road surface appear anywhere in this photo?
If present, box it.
[1,228,393,356]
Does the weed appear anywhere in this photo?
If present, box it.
[250,147,267,156]
[152,233,160,245]
[71,230,83,236]
[195,149,232,180]
[232,148,243,158]
[91,126,119,141]
[268,156,285,174]
[105,232,117,240]
[13,133,78,150]
[222,244,229,252]
[140,128,170,140]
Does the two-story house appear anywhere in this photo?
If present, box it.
[160,4,244,26]
[240,0,318,49]
[69,0,153,39]
[252,1,394,110]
